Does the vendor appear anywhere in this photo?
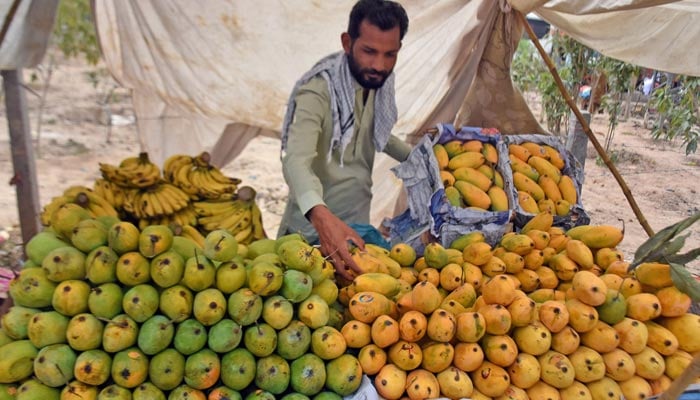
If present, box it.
[278,0,412,280]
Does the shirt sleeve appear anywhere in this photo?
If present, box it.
[281,78,329,217]
[383,134,413,162]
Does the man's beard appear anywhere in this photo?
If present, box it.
[347,50,391,90]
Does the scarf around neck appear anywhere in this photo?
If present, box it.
[281,51,397,165]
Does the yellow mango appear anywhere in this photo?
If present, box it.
[514,172,545,201]
[509,155,540,181]
[633,262,673,289]
[518,191,539,214]
[538,175,562,201]
[542,145,566,170]
[521,211,554,234]
[528,156,562,183]
[444,140,465,158]
[487,186,509,211]
[440,170,455,187]
[454,180,491,210]
[566,240,594,269]
[508,144,532,162]
[433,144,449,169]
[558,175,578,204]
[453,167,492,192]
[448,151,485,170]
[462,140,484,153]
[352,273,401,298]
[482,142,499,164]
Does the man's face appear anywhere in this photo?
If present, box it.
[343,20,401,90]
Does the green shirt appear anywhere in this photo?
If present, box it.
[278,76,412,242]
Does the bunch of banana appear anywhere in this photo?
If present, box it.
[137,205,198,231]
[93,178,127,209]
[63,186,120,219]
[164,152,241,200]
[193,186,266,244]
[99,152,161,189]
[508,142,578,216]
[127,181,192,220]
[170,223,207,247]
[40,186,119,225]
[433,139,509,212]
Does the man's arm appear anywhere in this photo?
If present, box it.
[282,79,364,280]
[383,134,412,162]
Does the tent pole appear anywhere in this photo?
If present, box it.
[517,12,654,237]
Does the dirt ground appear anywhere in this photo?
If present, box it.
[1,59,698,271]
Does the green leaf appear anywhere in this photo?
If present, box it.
[665,247,700,265]
[632,212,700,267]
[670,263,700,302]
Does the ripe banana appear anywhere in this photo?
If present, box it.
[250,203,267,240]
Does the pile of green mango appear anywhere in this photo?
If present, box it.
[0,207,361,400]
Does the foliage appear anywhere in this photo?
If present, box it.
[631,212,700,301]
[650,76,700,155]
[52,0,100,65]
[599,57,640,151]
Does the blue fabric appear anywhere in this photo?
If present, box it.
[306,223,391,250]
[348,223,391,250]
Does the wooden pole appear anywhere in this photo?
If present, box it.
[517,12,654,237]
[2,69,42,246]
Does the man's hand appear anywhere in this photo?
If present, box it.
[307,205,365,281]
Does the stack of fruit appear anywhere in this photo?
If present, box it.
[432,140,510,212]
[335,211,699,399]
[508,142,579,217]
[0,206,373,399]
[39,152,266,244]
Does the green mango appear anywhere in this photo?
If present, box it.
[207,318,242,353]
[148,348,185,391]
[150,250,185,288]
[85,245,119,284]
[88,282,123,319]
[173,319,207,355]
[33,344,76,387]
[220,348,256,391]
[27,311,69,348]
[137,315,175,355]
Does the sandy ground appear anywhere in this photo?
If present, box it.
[1,59,698,271]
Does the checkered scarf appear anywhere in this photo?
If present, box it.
[281,51,397,165]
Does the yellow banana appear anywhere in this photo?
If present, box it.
[234,224,253,243]
[163,155,193,180]
[40,195,72,225]
[181,224,206,247]
[250,203,267,240]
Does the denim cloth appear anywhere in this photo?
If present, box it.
[307,223,391,250]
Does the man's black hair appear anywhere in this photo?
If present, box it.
[347,0,409,41]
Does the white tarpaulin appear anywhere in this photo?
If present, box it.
[5,0,700,224]
[90,0,700,223]
[0,0,59,69]
[511,0,700,77]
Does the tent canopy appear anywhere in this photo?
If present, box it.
[3,0,700,224]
